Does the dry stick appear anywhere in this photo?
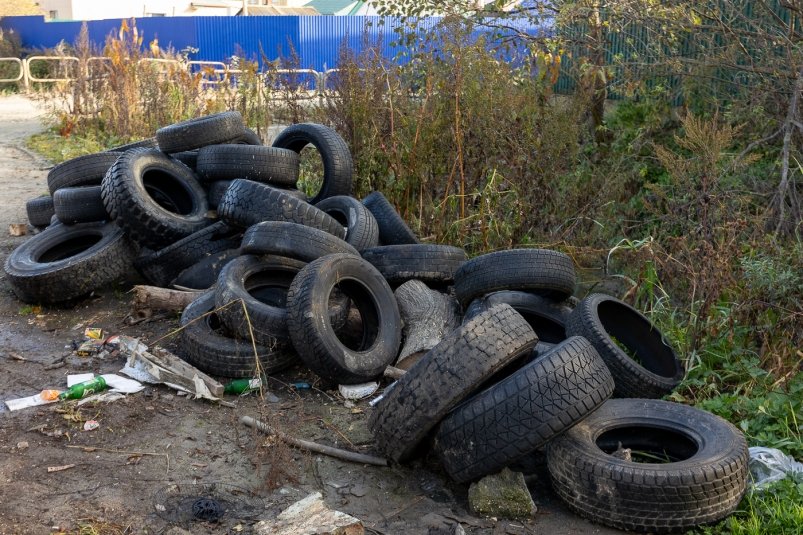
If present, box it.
[66,445,170,475]
[240,415,388,467]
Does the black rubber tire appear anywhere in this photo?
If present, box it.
[286,254,401,384]
[233,127,262,145]
[214,254,306,346]
[3,221,135,304]
[106,138,158,152]
[547,398,749,533]
[47,152,122,194]
[180,291,297,378]
[240,221,358,262]
[196,144,299,186]
[206,180,232,209]
[26,195,55,227]
[133,221,242,287]
[100,148,211,249]
[172,248,240,290]
[156,111,245,153]
[314,195,379,251]
[565,293,684,398]
[463,291,572,344]
[360,244,468,286]
[361,191,419,245]
[271,123,353,204]
[171,151,198,171]
[434,336,614,483]
[368,303,538,462]
[53,186,109,224]
[453,248,576,308]
[218,179,345,239]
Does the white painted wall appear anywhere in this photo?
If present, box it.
[36,0,243,20]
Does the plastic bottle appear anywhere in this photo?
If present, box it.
[223,378,262,395]
[58,376,108,400]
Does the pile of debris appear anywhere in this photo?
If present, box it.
[4,112,749,533]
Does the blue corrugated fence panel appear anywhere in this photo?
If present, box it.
[195,16,301,65]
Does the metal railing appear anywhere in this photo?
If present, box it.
[0,55,334,96]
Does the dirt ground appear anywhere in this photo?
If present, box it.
[0,94,623,535]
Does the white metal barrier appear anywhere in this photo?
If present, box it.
[0,58,24,83]
[1,56,331,96]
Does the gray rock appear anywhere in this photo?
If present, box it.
[467,468,536,520]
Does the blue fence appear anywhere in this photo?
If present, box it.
[0,15,544,71]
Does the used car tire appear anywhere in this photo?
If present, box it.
[47,152,122,194]
[217,179,345,239]
[101,148,211,248]
[360,244,468,286]
[133,221,242,287]
[26,195,55,227]
[196,145,299,186]
[434,336,614,483]
[156,111,245,153]
[271,122,353,204]
[361,191,418,245]
[368,303,538,462]
[566,293,684,398]
[171,248,240,290]
[106,138,158,152]
[463,291,572,344]
[453,248,576,308]
[180,291,297,378]
[215,254,307,346]
[240,221,358,261]
[314,195,379,251]
[547,398,749,533]
[286,253,401,384]
[3,221,134,304]
[53,185,109,224]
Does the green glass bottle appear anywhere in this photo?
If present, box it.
[223,378,261,395]
[58,376,108,400]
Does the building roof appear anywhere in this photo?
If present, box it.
[238,6,320,15]
[303,0,358,16]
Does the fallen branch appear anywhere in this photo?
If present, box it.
[66,444,169,475]
[240,415,388,467]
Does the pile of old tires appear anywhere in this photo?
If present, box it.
[3,112,748,533]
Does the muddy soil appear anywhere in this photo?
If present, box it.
[0,95,622,535]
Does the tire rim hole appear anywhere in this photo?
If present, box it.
[520,313,566,344]
[38,234,102,263]
[331,281,379,351]
[244,270,296,306]
[597,300,677,377]
[297,146,324,199]
[596,426,699,463]
[143,169,196,215]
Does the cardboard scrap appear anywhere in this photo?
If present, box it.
[254,492,364,535]
[117,336,223,399]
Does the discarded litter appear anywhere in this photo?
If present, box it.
[253,492,363,535]
[338,382,379,401]
[59,376,107,400]
[223,378,261,395]
[6,391,60,411]
[749,446,803,489]
[83,420,100,431]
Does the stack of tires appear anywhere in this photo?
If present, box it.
[4,112,748,533]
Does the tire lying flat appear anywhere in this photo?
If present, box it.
[454,248,576,308]
[547,398,749,533]
[156,111,245,153]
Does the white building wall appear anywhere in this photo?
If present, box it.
[37,0,242,20]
